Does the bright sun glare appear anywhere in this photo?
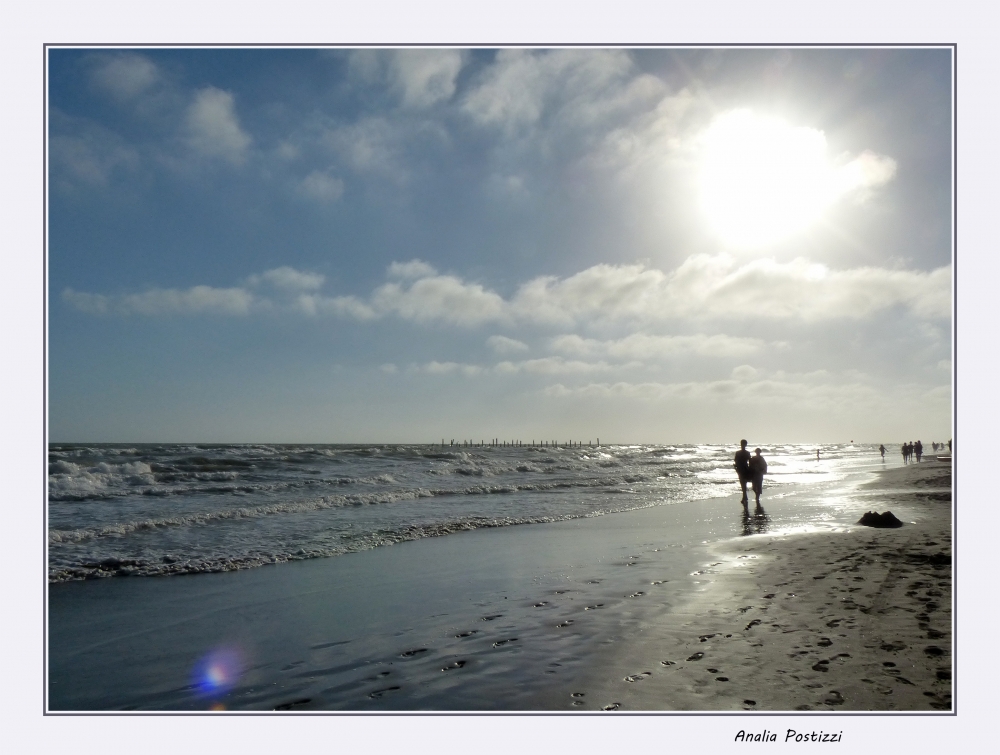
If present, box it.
[698,109,868,250]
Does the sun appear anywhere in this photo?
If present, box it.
[697,109,845,250]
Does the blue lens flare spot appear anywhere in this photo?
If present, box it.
[192,647,244,696]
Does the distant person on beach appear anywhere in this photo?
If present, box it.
[749,448,767,506]
[901,443,907,463]
[915,440,923,462]
[879,444,886,460]
[734,440,752,506]
[816,449,820,461]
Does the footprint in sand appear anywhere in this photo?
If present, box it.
[824,691,844,705]
[585,604,604,610]
[924,646,945,656]
[812,661,830,672]
[533,602,549,607]
[686,652,704,661]
[400,648,428,658]
[455,630,478,638]
[492,638,518,647]
[440,661,467,671]
[743,699,757,707]
[707,668,719,673]
[571,692,585,698]
[624,672,652,682]
[481,614,503,621]
[738,606,754,614]
[661,660,676,666]
[716,677,729,682]
[556,620,574,628]
[763,594,776,599]
[880,641,907,652]
[368,687,401,699]
[745,619,762,630]
[273,698,312,710]
[603,703,621,711]
[817,638,833,647]
[626,591,645,598]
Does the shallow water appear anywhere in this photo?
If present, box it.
[48,449,912,711]
[48,442,897,581]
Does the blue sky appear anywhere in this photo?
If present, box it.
[48,47,952,443]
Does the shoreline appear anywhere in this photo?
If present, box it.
[47,459,950,712]
[565,461,952,711]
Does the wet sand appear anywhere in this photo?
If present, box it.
[566,461,952,711]
[48,460,951,712]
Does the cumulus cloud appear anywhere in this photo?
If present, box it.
[298,170,345,203]
[507,255,951,324]
[543,374,885,409]
[462,49,661,137]
[388,260,437,279]
[50,126,139,188]
[550,332,765,360]
[408,357,618,378]
[348,49,463,109]
[391,50,464,108]
[64,256,950,326]
[63,285,252,316]
[247,267,325,292]
[185,87,251,165]
[89,53,161,101]
[487,335,529,354]
[371,272,507,326]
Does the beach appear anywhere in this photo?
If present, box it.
[47,453,951,712]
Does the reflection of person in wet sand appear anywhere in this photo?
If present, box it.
[734,440,751,506]
[741,502,770,536]
[749,447,767,506]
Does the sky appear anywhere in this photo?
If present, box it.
[47,47,953,444]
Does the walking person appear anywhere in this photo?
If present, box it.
[879,444,886,461]
[749,448,768,507]
[734,439,752,506]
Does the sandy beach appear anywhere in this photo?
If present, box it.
[48,458,951,712]
[567,461,952,711]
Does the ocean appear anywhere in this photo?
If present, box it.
[47,442,896,583]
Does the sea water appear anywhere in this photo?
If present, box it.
[48,442,899,583]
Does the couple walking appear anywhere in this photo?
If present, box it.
[734,439,767,507]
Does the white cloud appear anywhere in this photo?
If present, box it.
[63,285,253,316]
[388,260,437,279]
[487,335,529,354]
[298,170,345,203]
[50,130,139,187]
[390,50,464,108]
[64,256,951,326]
[248,267,325,292]
[371,273,507,327]
[324,117,403,179]
[508,255,951,324]
[494,357,618,375]
[185,87,251,165]
[543,375,885,408]
[412,361,485,377]
[90,53,161,101]
[462,49,655,136]
[380,363,398,373]
[550,332,765,360]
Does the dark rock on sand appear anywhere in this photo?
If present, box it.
[858,511,903,528]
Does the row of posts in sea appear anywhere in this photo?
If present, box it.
[442,438,600,448]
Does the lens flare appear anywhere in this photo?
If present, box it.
[192,646,244,696]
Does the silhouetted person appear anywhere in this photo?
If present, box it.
[816,449,820,461]
[749,448,767,506]
[915,440,923,462]
[879,444,886,460]
[734,439,751,506]
[948,439,952,452]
